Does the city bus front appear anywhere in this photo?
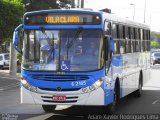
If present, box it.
[13,10,112,108]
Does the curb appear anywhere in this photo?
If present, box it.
[0,72,21,80]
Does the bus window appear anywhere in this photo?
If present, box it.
[134,28,136,39]
[104,21,111,35]
[119,25,124,39]
[142,41,146,52]
[143,29,146,40]
[128,27,131,39]
[114,40,119,54]
[135,28,139,40]
[130,28,134,39]
[126,39,131,53]
[132,40,136,53]
[135,40,140,52]
[112,23,117,38]
[125,26,129,39]
[119,40,125,54]
[148,30,150,40]
[116,25,120,38]
[123,26,126,39]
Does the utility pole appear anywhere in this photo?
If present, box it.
[81,0,84,8]
[9,42,17,76]
[144,0,146,23]
[130,3,135,20]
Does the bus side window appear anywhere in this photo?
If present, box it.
[112,23,117,38]
[130,27,135,53]
[135,28,140,52]
[125,26,131,53]
[119,25,125,54]
[112,23,119,54]
[119,40,125,54]
[147,30,150,51]
[104,21,111,35]
[114,40,118,54]
[119,25,124,39]
[143,29,146,51]
[138,28,141,51]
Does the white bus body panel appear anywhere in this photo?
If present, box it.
[21,86,104,105]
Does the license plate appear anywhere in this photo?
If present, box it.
[52,96,66,101]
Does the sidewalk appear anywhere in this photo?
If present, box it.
[0,70,20,90]
[0,70,20,79]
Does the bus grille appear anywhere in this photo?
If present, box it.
[31,75,90,82]
[38,87,81,91]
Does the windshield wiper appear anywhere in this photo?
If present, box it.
[66,27,83,48]
[66,27,83,59]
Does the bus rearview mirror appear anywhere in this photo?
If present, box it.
[13,24,23,54]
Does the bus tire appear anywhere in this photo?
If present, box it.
[42,105,56,113]
[106,84,119,114]
[134,73,142,97]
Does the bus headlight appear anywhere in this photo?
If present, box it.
[82,88,88,93]
[94,78,103,88]
[82,77,104,93]
[89,85,96,91]
[21,77,37,93]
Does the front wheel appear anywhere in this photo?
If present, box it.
[105,86,119,114]
[42,105,56,113]
[134,74,142,97]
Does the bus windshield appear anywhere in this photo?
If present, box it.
[22,29,103,71]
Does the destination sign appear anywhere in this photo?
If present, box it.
[45,16,80,24]
[24,13,101,25]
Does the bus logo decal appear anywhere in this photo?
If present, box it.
[56,87,62,91]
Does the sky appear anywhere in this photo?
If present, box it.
[82,0,160,32]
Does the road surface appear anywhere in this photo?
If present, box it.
[0,67,160,120]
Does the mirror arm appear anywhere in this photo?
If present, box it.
[15,24,23,31]
[13,24,23,54]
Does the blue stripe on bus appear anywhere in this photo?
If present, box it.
[21,69,105,89]
[22,25,103,30]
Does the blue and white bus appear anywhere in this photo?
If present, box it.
[13,9,150,113]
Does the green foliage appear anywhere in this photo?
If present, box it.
[150,31,160,49]
[151,40,160,49]
[17,52,22,62]
[0,0,24,43]
[151,31,160,41]
[23,0,73,12]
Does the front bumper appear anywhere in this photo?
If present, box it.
[21,86,104,106]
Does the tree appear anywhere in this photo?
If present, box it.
[151,40,160,49]
[0,0,24,44]
[151,31,160,49]
[23,0,74,12]
[0,0,24,75]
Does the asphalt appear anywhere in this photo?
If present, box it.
[0,68,160,120]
